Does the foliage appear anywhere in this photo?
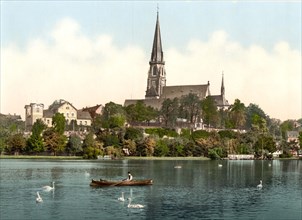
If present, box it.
[208,147,227,160]
[52,113,66,134]
[192,130,210,139]
[26,119,46,153]
[201,96,218,127]
[66,134,83,156]
[101,102,126,129]
[160,98,179,127]
[179,93,202,124]
[82,132,101,159]
[7,133,26,155]
[154,139,169,157]
[43,128,67,156]
[229,99,246,129]
[124,127,144,141]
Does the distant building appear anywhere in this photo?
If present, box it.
[82,104,103,119]
[24,99,92,131]
[124,12,229,112]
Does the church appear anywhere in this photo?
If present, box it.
[124,12,229,110]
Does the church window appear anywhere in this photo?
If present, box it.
[153,66,157,76]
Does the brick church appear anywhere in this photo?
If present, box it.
[124,12,229,110]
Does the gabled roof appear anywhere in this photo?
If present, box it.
[162,84,209,100]
[48,99,77,112]
[77,110,92,120]
[210,95,230,107]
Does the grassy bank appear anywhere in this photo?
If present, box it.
[125,156,210,160]
[0,155,83,160]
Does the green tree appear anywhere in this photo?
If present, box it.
[26,119,46,153]
[229,99,246,129]
[52,113,66,134]
[7,133,26,155]
[43,128,67,156]
[201,96,218,127]
[66,134,83,156]
[160,98,179,127]
[179,93,202,125]
[101,102,126,128]
[82,132,102,159]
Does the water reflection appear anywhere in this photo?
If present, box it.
[0,159,301,219]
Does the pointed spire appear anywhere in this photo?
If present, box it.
[150,10,164,64]
[221,71,225,96]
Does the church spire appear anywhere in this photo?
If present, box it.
[221,72,225,96]
[145,10,166,99]
[150,10,164,64]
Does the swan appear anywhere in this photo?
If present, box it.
[118,192,125,202]
[218,164,222,167]
[257,180,263,189]
[36,192,43,203]
[85,171,90,177]
[42,181,55,191]
[127,198,144,209]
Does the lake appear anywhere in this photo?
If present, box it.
[0,159,301,220]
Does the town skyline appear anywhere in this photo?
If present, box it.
[1,1,301,121]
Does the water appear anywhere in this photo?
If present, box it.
[0,159,301,220]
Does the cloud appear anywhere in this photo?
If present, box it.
[166,30,301,120]
[1,18,301,121]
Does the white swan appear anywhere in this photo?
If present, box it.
[85,171,90,177]
[42,181,55,191]
[127,198,144,209]
[257,180,263,189]
[36,192,43,203]
[118,192,125,202]
[218,164,222,167]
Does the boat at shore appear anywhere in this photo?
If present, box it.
[90,179,153,187]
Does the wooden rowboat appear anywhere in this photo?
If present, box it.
[90,179,153,187]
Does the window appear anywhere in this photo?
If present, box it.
[153,66,157,76]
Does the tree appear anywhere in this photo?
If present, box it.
[160,98,179,127]
[43,128,67,156]
[82,132,102,159]
[101,102,126,128]
[229,99,246,129]
[179,93,202,125]
[26,119,46,154]
[52,113,66,134]
[201,96,218,127]
[7,133,26,155]
[66,134,83,156]
[245,104,267,129]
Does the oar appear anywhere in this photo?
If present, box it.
[111,181,124,186]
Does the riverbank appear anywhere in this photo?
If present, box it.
[0,155,82,160]
[0,155,300,160]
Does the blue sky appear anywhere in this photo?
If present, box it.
[1,1,301,120]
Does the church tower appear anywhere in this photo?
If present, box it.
[145,11,166,99]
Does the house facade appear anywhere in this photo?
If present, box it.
[24,99,92,131]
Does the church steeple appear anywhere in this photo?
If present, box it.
[150,11,164,64]
[221,72,225,96]
[145,11,166,99]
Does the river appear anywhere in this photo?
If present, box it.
[0,159,301,219]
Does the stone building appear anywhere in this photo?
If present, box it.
[124,12,229,111]
[24,99,92,131]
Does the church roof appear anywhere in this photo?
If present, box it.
[150,12,164,64]
[210,95,230,107]
[162,84,210,100]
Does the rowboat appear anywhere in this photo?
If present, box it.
[90,179,153,187]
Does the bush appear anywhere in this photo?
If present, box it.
[124,127,143,141]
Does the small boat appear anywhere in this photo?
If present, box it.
[90,179,153,187]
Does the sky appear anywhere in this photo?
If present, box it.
[1,1,301,121]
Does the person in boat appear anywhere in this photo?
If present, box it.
[123,171,133,181]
